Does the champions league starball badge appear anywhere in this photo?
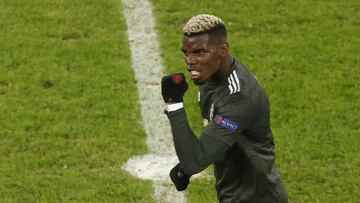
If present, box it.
[215,115,223,125]
[215,115,239,133]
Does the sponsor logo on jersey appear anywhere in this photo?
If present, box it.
[215,115,239,133]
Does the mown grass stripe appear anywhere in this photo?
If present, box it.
[120,0,186,202]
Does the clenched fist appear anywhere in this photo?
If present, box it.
[161,73,188,103]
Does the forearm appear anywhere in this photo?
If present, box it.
[167,108,207,175]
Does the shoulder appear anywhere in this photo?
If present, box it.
[215,62,267,115]
[226,69,241,95]
[213,63,244,106]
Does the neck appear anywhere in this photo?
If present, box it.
[212,54,233,82]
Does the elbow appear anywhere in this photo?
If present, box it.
[180,157,207,175]
[182,163,204,176]
[179,142,211,175]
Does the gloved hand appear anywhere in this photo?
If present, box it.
[169,163,191,191]
[161,73,188,103]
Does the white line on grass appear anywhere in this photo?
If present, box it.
[120,0,186,202]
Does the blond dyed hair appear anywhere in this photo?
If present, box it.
[183,14,226,35]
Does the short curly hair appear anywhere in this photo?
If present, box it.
[183,14,227,41]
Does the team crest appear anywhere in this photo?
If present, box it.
[172,74,183,84]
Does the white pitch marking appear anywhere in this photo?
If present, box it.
[120,0,186,202]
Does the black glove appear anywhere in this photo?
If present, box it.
[169,163,191,191]
[161,73,188,103]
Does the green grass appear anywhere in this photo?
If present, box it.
[151,0,359,202]
[0,0,153,202]
[0,0,359,202]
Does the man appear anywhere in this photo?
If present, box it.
[161,14,288,203]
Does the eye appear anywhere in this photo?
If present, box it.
[196,50,205,56]
[181,50,189,57]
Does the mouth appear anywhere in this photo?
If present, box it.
[190,70,200,80]
[187,66,200,80]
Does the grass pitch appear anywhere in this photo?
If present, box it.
[0,0,359,202]
[0,0,153,202]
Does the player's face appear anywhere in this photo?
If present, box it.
[181,34,223,85]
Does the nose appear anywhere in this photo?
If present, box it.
[185,54,196,66]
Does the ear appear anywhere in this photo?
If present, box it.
[217,42,229,57]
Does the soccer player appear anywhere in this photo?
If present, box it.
[161,14,288,203]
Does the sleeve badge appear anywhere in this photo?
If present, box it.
[215,115,239,133]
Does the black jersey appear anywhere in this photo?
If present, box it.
[167,56,288,203]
